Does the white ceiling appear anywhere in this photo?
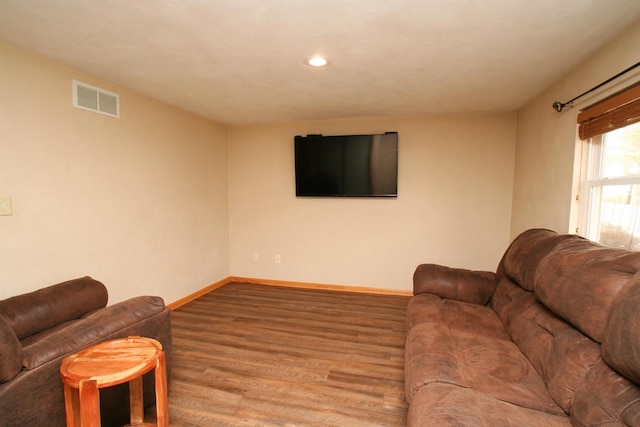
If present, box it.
[1,0,640,124]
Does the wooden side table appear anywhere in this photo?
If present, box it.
[60,336,168,427]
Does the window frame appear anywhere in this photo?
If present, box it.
[576,126,640,248]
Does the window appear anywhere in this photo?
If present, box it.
[578,121,640,250]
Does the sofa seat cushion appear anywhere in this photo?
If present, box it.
[405,298,563,415]
[21,295,166,370]
[407,294,510,341]
[408,383,571,427]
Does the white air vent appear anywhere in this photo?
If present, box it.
[72,80,119,118]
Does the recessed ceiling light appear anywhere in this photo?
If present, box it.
[306,56,330,67]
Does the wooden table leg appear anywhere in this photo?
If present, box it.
[154,351,169,427]
[78,379,100,427]
[63,383,80,427]
[129,376,144,425]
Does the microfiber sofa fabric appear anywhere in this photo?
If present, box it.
[0,277,172,427]
[405,229,640,426]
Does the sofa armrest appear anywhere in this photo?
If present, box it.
[413,264,497,305]
[21,295,168,370]
[0,315,22,383]
[0,277,108,340]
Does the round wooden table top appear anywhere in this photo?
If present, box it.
[60,336,163,388]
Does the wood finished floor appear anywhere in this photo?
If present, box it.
[165,282,410,426]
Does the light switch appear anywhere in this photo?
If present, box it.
[0,197,12,216]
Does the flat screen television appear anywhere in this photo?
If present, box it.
[294,132,398,197]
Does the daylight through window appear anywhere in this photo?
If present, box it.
[579,122,640,250]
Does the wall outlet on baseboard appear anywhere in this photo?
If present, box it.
[252,252,260,262]
[274,254,281,264]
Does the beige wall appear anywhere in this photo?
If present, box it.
[0,42,230,303]
[511,20,640,238]
[228,114,516,291]
[16,15,634,298]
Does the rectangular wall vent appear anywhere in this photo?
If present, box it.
[72,80,119,118]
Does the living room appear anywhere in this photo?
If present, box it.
[2,3,640,426]
[1,4,637,307]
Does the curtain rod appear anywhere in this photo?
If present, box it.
[552,60,640,112]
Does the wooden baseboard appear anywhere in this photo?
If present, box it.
[167,277,233,310]
[229,276,413,297]
[169,276,412,310]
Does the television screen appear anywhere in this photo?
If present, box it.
[294,132,398,197]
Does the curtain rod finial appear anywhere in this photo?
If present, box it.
[552,101,573,112]
[552,101,564,112]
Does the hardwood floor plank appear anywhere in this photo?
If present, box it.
[164,282,410,426]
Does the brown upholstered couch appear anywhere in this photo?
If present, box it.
[405,229,640,426]
[0,276,171,427]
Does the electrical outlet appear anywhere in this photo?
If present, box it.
[252,252,260,262]
[0,197,12,216]
[274,254,281,264]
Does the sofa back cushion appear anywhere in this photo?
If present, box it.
[602,275,640,385]
[492,278,601,414]
[500,229,640,343]
[0,277,108,340]
[496,229,640,419]
[571,275,640,425]
[534,235,640,343]
[501,229,564,291]
[571,278,640,424]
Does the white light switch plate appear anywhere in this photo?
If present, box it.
[0,197,12,216]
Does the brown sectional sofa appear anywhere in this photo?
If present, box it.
[0,276,171,427]
[405,228,640,426]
